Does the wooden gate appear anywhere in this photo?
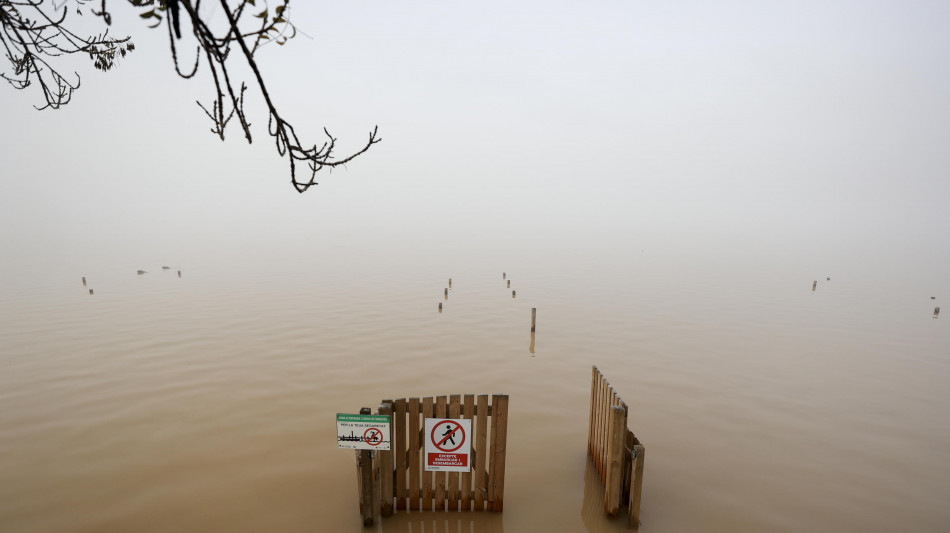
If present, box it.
[588,366,645,528]
[356,394,509,526]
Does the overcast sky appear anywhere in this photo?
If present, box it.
[2,0,948,279]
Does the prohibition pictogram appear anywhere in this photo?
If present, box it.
[363,427,383,446]
[430,419,465,452]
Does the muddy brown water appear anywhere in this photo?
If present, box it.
[1,251,947,532]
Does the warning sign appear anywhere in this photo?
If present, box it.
[424,418,472,472]
[337,413,391,450]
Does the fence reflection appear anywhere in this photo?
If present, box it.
[376,511,505,533]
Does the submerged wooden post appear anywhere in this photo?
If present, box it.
[439,302,443,312]
[82,276,86,286]
[628,444,645,528]
[605,405,625,516]
[357,407,374,527]
[445,288,448,299]
[812,280,817,291]
[88,289,94,295]
[512,290,516,298]
[502,272,506,279]
[490,394,509,512]
[531,308,536,332]
[935,307,941,318]
[378,402,394,517]
[449,278,452,288]
[177,270,181,278]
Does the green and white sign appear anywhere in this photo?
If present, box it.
[337,413,391,450]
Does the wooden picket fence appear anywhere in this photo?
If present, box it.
[356,394,509,526]
[588,366,645,528]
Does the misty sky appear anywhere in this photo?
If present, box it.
[2,0,948,280]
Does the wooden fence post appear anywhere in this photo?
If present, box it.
[490,394,509,511]
[628,444,645,528]
[378,401,394,517]
[605,405,626,516]
[357,407,375,527]
[475,394,489,510]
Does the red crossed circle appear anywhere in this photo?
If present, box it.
[430,420,465,452]
[363,428,383,446]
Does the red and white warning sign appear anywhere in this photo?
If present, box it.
[424,418,472,472]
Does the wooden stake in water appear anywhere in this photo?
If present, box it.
[82,277,86,286]
[439,302,443,312]
[531,308,536,332]
[812,281,817,291]
[88,289,94,295]
[444,288,448,299]
[507,280,511,288]
[356,407,374,527]
[512,290,516,298]
[935,307,941,318]
[177,270,182,278]
[503,272,506,279]
[449,278,452,288]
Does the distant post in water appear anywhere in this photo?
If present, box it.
[444,288,448,299]
[439,302,443,312]
[512,290,516,298]
[449,278,452,288]
[502,272,506,279]
[177,270,182,278]
[812,281,817,291]
[935,307,941,318]
[531,308,536,332]
[88,289,94,295]
[507,280,511,288]
[82,276,86,286]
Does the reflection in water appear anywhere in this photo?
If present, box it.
[528,331,535,355]
[377,511,505,533]
[581,458,629,533]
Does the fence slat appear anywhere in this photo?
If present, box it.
[475,394,489,510]
[422,396,434,510]
[490,394,509,512]
[393,398,407,510]
[448,394,461,510]
[629,443,645,528]
[378,401,394,517]
[435,395,448,510]
[461,394,475,511]
[605,405,626,516]
[408,397,421,510]
[588,366,598,454]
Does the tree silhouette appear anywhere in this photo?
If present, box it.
[0,0,379,193]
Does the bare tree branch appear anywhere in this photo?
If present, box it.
[1,0,379,193]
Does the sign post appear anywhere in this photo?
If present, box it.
[424,418,472,472]
[337,413,391,450]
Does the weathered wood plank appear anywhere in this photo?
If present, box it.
[489,394,509,512]
[421,396,434,511]
[461,394,475,511]
[393,398,407,510]
[628,443,645,529]
[435,395,447,510]
[408,397,421,511]
[475,394,489,510]
[378,401,394,517]
[448,394,461,510]
[605,405,626,516]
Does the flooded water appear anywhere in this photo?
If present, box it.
[1,241,948,533]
